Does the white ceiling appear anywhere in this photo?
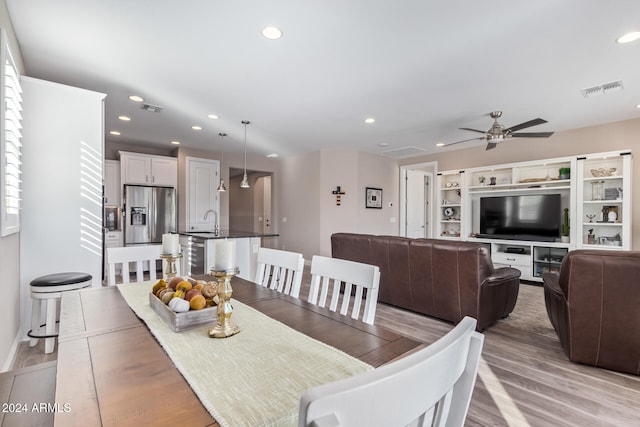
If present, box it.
[6,0,640,158]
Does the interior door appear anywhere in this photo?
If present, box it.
[187,157,219,232]
[405,170,431,238]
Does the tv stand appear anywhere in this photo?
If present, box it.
[505,247,526,254]
[473,239,569,282]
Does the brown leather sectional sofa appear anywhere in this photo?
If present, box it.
[331,233,521,331]
[543,250,640,375]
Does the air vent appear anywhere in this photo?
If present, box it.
[581,80,624,98]
[380,146,426,158]
[141,103,163,112]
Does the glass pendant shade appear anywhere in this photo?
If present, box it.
[240,173,250,188]
[241,120,250,189]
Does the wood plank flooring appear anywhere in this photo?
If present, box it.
[12,275,640,427]
[0,361,57,427]
[374,284,640,427]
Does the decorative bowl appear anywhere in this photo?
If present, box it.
[591,167,616,177]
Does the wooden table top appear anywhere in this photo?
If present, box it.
[54,277,423,427]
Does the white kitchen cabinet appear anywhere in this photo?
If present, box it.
[185,157,220,232]
[119,151,177,187]
[104,230,123,277]
[104,160,120,206]
[151,156,178,187]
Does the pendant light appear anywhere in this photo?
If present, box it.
[217,132,227,192]
[240,120,250,188]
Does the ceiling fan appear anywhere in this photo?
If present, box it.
[445,111,554,150]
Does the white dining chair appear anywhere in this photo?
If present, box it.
[308,255,380,325]
[254,247,305,298]
[299,316,484,427]
[107,245,175,285]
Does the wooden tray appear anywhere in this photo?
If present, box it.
[149,293,217,332]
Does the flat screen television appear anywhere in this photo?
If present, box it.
[479,194,561,242]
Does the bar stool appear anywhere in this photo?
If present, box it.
[29,272,92,353]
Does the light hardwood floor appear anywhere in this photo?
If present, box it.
[374,284,640,427]
[14,276,640,427]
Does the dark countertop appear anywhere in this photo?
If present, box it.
[180,230,279,240]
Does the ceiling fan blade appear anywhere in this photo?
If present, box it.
[505,118,547,133]
[510,131,555,138]
[459,127,487,134]
[486,142,497,150]
[444,136,484,146]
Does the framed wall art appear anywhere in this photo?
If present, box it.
[365,187,382,209]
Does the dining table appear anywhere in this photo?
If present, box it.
[54,275,423,426]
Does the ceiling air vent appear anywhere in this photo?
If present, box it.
[141,103,163,112]
[581,80,623,98]
[381,146,426,158]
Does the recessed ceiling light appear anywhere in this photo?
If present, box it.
[128,95,144,102]
[262,26,283,40]
[110,131,121,136]
[636,104,640,108]
[364,118,376,124]
[616,31,640,44]
[208,114,220,120]
[436,143,445,147]
[192,125,202,130]
[171,140,180,145]
[118,115,131,121]
[266,153,279,158]
[377,142,389,147]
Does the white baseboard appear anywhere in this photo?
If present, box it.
[1,334,22,373]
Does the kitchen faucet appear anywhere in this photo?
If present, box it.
[203,209,220,235]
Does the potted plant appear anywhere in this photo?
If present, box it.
[559,167,570,180]
[478,176,486,186]
[561,208,570,243]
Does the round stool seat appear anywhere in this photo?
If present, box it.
[31,272,92,293]
[29,272,92,354]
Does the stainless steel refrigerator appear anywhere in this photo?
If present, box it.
[124,185,177,245]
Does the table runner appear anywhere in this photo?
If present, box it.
[117,282,372,427]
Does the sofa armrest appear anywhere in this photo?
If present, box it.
[542,272,564,299]
[485,267,521,286]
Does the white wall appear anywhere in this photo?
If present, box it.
[279,151,322,260]
[19,77,105,344]
[356,151,400,235]
[280,149,399,261]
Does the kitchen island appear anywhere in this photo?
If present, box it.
[179,230,278,280]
